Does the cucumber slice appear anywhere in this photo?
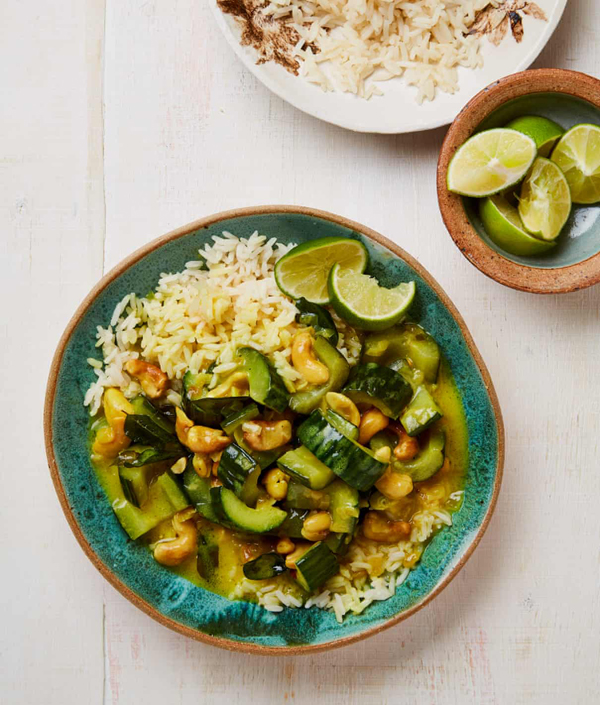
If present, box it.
[243,553,287,580]
[342,363,412,419]
[277,506,310,539]
[394,429,445,481]
[221,403,260,436]
[238,347,289,412]
[186,396,247,427]
[297,410,387,492]
[286,481,330,511]
[325,479,359,534]
[217,443,261,507]
[324,409,359,441]
[295,297,339,346]
[125,396,179,447]
[232,426,289,470]
[324,532,353,556]
[400,386,443,436]
[277,446,335,490]
[130,396,176,435]
[212,487,287,533]
[295,542,339,592]
[289,337,349,414]
[362,323,440,383]
[182,462,219,522]
[118,446,183,468]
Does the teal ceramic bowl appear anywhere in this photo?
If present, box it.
[44,206,504,654]
[438,69,600,294]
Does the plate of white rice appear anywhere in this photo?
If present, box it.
[210,0,568,133]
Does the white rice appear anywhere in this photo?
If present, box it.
[84,231,361,415]
[264,0,499,102]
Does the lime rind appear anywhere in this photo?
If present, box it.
[328,264,416,331]
[518,157,572,241]
[447,128,537,197]
[505,115,564,158]
[551,123,600,204]
[274,237,368,304]
[479,196,556,257]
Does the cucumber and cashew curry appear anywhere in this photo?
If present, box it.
[91,307,467,603]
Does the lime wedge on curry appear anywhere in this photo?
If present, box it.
[275,237,368,304]
[505,115,564,158]
[480,195,556,256]
[551,123,600,204]
[447,128,537,197]
[328,264,415,331]
[518,157,571,241]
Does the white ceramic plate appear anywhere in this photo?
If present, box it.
[210,0,568,133]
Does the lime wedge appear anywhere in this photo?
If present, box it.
[551,123,600,204]
[275,237,368,304]
[518,157,571,241]
[447,128,537,197]
[480,195,556,256]
[328,264,415,331]
[505,115,564,158]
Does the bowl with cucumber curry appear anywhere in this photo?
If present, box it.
[45,206,503,653]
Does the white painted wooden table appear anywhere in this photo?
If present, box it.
[2,1,599,703]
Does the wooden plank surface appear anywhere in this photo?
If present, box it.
[1,0,599,703]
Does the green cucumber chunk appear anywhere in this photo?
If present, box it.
[297,410,387,492]
[342,363,412,419]
[394,429,446,481]
[238,347,289,412]
[400,386,443,436]
[285,481,331,511]
[289,337,350,414]
[243,553,287,580]
[324,409,359,441]
[105,467,189,540]
[277,507,310,538]
[295,542,339,592]
[362,323,440,383]
[277,445,335,490]
[118,446,183,468]
[325,479,359,534]
[221,403,260,435]
[212,487,287,533]
[181,463,220,523]
[295,297,339,346]
[186,396,247,427]
[217,443,262,507]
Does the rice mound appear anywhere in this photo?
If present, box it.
[265,0,498,102]
[85,231,459,622]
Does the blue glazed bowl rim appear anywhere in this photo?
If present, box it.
[44,205,505,655]
[437,68,600,295]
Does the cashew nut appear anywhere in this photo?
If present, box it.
[124,359,168,399]
[301,511,331,542]
[176,407,231,454]
[206,372,249,398]
[362,511,411,543]
[276,537,296,555]
[375,468,413,500]
[92,388,134,458]
[263,468,289,501]
[358,408,390,446]
[292,331,330,385]
[326,392,360,427]
[192,452,212,478]
[389,423,420,461]
[243,420,292,451]
[153,511,198,566]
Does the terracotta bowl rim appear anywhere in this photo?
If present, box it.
[44,205,505,655]
[437,68,600,295]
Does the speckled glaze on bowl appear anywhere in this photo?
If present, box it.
[438,69,600,294]
[44,206,504,655]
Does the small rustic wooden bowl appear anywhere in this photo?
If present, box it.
[438,69,600,294]
[44,206,504,654]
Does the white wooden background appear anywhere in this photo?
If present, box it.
[2,1,599,703]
